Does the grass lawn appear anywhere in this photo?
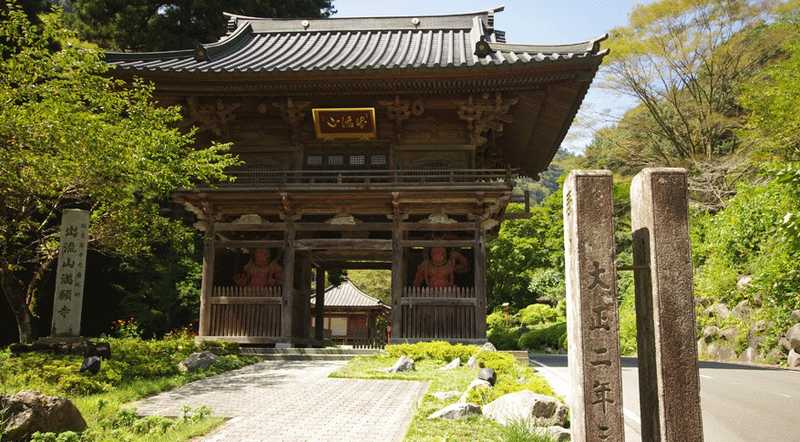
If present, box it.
[330,346,560,442]
[0,334,259,441]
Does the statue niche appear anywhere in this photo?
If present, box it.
[234,248,283,287]
[412,247,469,288]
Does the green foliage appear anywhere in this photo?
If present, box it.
[500,419,558,442]
[518,304,559,327]
[518,323,567,352]
[63,0,336,51]
[385,341,478,363]
[345,271,391,304]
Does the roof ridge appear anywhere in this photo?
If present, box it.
[222,6,504,22]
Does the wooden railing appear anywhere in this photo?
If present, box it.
[196,168,516,189]
[207,286,282,338]
[400,286,477,339]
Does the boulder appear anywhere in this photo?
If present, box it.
[738,347,758,364]
[702,325,719,339]
[480,342,497,352]
[547,425,572,441]
[787,324,800,351]
[736,275,753,290]
[466,355,479,368]
[431,391,461,401]
[178,351,218,373]
[439,357,461,371]
[705,303,730,320]
[791,310,800,323]
[478,367,497,386]
[779,337,792,351]
[696,338,708,357]
[459,379,492,402]
[427,402,482,420]
[482,390,568,427]
[753,319,768,332]
[719,327,738,342]
[764,347,786,365]
[0,391,86,440]
[706,342,736,362]
[386,355,415,373]
[732,300,751,320]
[80,356,101,375]
[789,349,800,369]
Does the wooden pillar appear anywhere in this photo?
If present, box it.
[199,222,215,337]
[280,219,296,345]
[315,267,325,343]
[474,223,487,339]
[390,216,403,341]
[292,254,311,342]
[631,168,703,442]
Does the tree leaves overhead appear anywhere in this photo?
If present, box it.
[63,0,336,51]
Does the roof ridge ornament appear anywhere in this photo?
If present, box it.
[194,44,208,62]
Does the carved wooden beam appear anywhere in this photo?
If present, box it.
[457,92,519,147]
[267,97,311,145]
[379,96,424,138]
[186,97,240,137]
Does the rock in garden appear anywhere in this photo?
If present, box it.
[427,402,482,420]
[791,310,800,322]
[719,327,738,342]
[431,391,461,401]
[702,325,719,339]
[482,390,568,427]
[736,275,752,290]
[466,355,478,368]
[787,324,800,351]
[178,351,219,373]
[439,357,460,370]
[480,342,497,352]
[738,347,758,364]
[0,391,86,440]
[789,349,800,369]
[386,355,415,373]
[80,356,101,374]
[705,303,730,320]
[779,336,792,351]
[546,425,572,441]
[732,300,751,319]
[9,343,33,355]
[459,379,492,402]
[478,367,497,386]
[707,342,736,362]
[753,319,768,332]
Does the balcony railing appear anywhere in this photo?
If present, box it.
[195,168,517,190]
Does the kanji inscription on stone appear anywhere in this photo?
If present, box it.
[563,171,625,442]
[51,209,90,337]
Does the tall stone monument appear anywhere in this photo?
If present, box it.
[631,168,703,442]
[563,171,625,442]
[51,209,90,337]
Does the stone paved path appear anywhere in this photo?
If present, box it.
[132,360,428,442]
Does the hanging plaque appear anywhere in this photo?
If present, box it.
[312,107,376,140]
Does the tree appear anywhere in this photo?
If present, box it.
[0,6,238,342]
[63,0,336,51]
[602,0,786,209]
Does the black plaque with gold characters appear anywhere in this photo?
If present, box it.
[312,107,376,140]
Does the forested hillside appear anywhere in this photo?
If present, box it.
[488,0,800,366]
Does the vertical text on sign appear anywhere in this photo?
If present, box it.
[51,209,90,337]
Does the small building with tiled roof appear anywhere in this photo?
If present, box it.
[310,280,389,345]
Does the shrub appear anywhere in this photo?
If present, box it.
[385,341,478,362]
[518,304,559,327]
[518,322,567,351]
[501,419,558,442]
[487,324,522,350]
[468,351,554,404]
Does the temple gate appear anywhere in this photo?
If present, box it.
[106,7,607,346]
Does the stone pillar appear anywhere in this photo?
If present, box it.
[315,267,325,343]
[631,168,703,442]
[51,209,90,337]
[563,171,625,442]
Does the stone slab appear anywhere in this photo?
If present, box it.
[631,168,703,442]
[51,209,90,337]
[563,171,625,442]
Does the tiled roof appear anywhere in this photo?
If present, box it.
[106,7,607,73]
[310,280,388,308]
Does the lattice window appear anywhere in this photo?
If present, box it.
[306,155,323,166]
[349,155,366,166]
[327,155,344,166]
[370,154,387,166]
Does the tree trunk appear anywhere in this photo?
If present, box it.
[0,272,35,343]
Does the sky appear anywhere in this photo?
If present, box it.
[333,0,649,152]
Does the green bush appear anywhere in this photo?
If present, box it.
[385,341,478,362]
[487,324,522,350]
[518,322,567,351]
[518,304,559,327]
[467,351,554,404]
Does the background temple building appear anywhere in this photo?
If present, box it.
[106,6,606,346]
[309,280,389,346]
